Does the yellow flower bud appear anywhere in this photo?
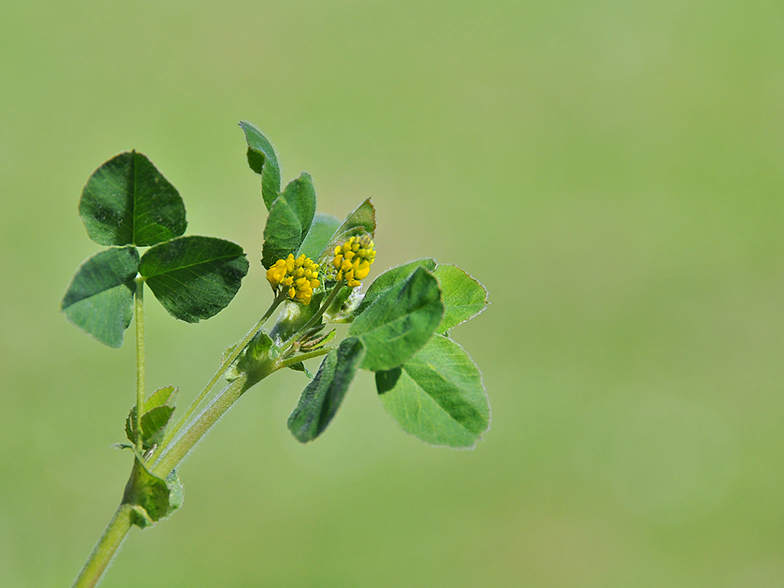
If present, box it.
[329,235,376,288]
[265,253,320,305]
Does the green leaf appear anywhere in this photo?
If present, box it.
[240,121,281,210]
[288,337,365,443]
[123,460,173,529]
[377,335,490,448]
[375,366,402,393]
[348,266,444,371]
[315,198,376,263]
[61,247,139,348]
[78,151,187,247]
[298,213,341,260]
[142,385,178,412]
[288,362,314,378]
[269,292,325,344]
[139,236,249,323]
[324,285,353,318]
[141,406,174,448]
[165,470,184,515]
[226,331,278,388]
[337,198,376,235]
[323,287,362,323]
[261,173,317,268]
[125,386,178,450]
[354,258,436,316]
[433,264,488,332]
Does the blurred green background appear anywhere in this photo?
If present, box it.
[2,1,784,586]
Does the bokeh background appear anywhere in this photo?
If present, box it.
[2,1,784,586]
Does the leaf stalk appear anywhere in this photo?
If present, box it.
[134,277,145,452]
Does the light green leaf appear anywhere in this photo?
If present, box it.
[142,385,178,412]
[377,335,490,448]
[123,460,173,529]
[288,338,365,443]
[140,406,174,448]
[348,266,443,371]
[125,386,178,450]
[165,470,184,515]
[288,362,314,378]
[261,173,317,268]
[226,331,278,388]
[78,151,187,247]
[240,121,281,210]
[298,213,341,260]
[354,258,436,316]
[61,247,139,348]
[139,236,249,323]
[433,264,488,332]
[316,198,375,263]
[324,287,362,323]
[269,292,326,344]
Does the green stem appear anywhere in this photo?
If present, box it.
[293,283,344,343]
[71,371,267,588]
[134,277,145,452]
[153,341,332,478]
[153,373,252,478]
[71,289,334,588]
[276,347,332,371]
[151,294,284,462]
[153,290,338,475]
[71,504,133,588]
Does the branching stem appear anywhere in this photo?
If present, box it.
[151,293,285,462]
[296,282,344,339]
[72,285,342,588]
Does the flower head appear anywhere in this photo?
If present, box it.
[331,235,376,288]
[266,254,320,305]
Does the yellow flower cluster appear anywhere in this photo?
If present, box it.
[332,235,376,288]
[266,254,320,305]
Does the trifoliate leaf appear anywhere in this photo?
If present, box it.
[377,335,490,448]
[79,151,186,247]
[139,236,249,323]
[61,247,139,348]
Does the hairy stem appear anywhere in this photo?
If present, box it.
[152,374,253,478]
[134,277,145,452]
[70,373,262,588]
[71,504,133,588]
[152,294,284,462]
[295,282,345,341]
[276,347,332,371]
[71,289,331,588]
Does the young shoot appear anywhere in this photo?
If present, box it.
[62,121,490,588]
